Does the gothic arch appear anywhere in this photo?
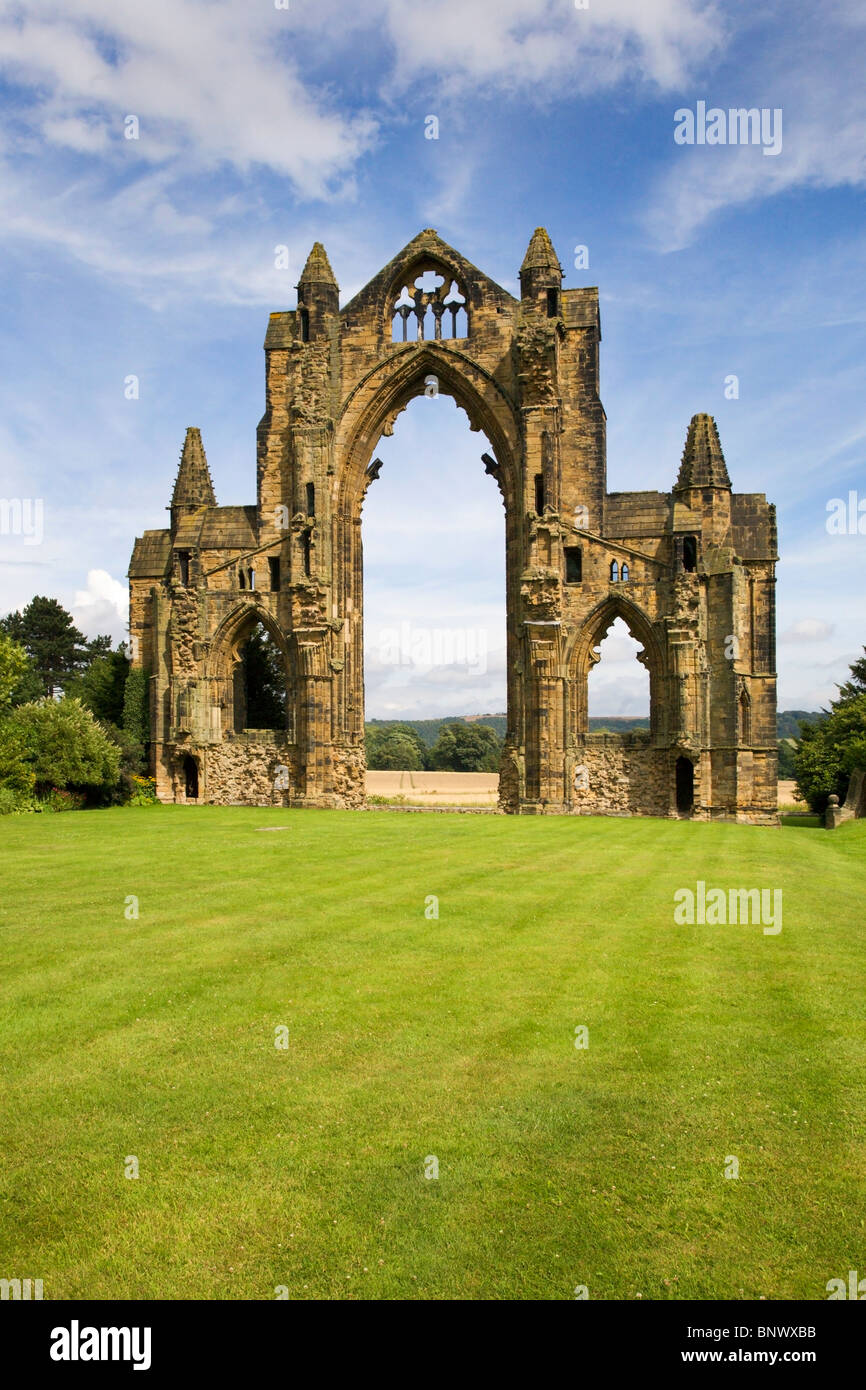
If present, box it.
[332,342,522,758]
[334,344,521,516]
[566,594,667,742]
[206,603,297,738]
[207,602,293,677]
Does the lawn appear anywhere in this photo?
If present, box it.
[1,806,864,1301]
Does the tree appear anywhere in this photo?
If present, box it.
[365,722,427,770]
[0,632,42,712]
[122,667,151,775]
[832,647,866,707]
[240,624,287,729]
[0,597,110,696]
[429,721,502,772]
[369,729,425,771]
[68,644,131,725]
[794,692,866,813]
[5,698,121,796]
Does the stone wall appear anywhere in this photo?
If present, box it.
[570,734,674,818]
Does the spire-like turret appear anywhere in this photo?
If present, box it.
[296,242,339,338]
[520,227,560,274]
[519,227,563,313]
[170,427,216,531]
[674,414,731,492]
[299,241,337,287]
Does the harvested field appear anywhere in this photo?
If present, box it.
[367,772,806,809]
[366,771,499,805]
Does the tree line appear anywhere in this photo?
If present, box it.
[0,597,150,813]
[365,720,502,772]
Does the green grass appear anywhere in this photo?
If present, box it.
[1,806,864,1301]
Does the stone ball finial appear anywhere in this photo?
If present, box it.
[828,794,839,805]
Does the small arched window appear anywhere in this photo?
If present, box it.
[621,563,629,582]
[683,535,697,572]
[299,307,310,342]
[739,689,752,745]
[610,560,619,583]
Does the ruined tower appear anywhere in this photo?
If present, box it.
[128,228,778,821]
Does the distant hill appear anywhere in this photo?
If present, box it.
[367,710,826,744]
[777,709,824,740]
[366,715,506,747]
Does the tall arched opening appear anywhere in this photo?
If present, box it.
[359,393,506,766]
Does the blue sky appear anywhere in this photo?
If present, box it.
[0,0,863,717]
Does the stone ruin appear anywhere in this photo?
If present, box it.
[128,228,778,821]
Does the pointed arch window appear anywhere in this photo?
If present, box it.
[610,560,619,583]
[390,266,468,342]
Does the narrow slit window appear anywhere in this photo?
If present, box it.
[683,535,697,572]
[248,568,255,591]
[306,482,315,517]
[238,567,246,590]
[302,532,311,578]
[546,288,558,317]
[299,307,310,342]
[268,556,281,592]
[177,551,190,586]
[564,546,582,583]
[739,691,752,745]
[535,473,545,513]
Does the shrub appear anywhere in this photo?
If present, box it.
[0,786,25,815]
[4,697,121,799]
[37,787,87,812]
[0,720,37,795]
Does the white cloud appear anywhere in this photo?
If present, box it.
[0,0,727,306]
[644,6,866,248]
[0,2,376,198]
[372,0,723,96]
[72,568,128,641]
[780,619,835,643]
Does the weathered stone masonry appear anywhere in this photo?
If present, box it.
[128,228,778,822]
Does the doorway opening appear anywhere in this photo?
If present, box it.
[183,754,199,800]
[676,756,695,814]
[361,393,505,772]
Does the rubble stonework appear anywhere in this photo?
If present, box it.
[128,228,779,822]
